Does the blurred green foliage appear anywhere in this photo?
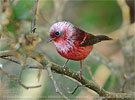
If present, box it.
[11,0,35,21]
[64,0,122,33]
[3,0,35,38]
[104,74,117,90]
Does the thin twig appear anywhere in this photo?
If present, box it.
[121,73,135,93]
[1,55,135,99]
[71,85,79,95]
[31,0,39,33]
[0,56,43,71]
[47,65,70,100]
[18,55,27,81]
[60,83,80,95]
[0,50,14,57]
[120,74,128,93]
[63,75,82,86]
[0,67,41,89]
[84,61,95,82]
[1,57,19,64]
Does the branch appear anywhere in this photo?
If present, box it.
[60,83,80,95]
[47,66,70,100]
[1,55,135,99]
[31,0,39,33]
[31,56,135,99]
[117,0,130,26]
[0,67,41,89]
[0,50,14,57]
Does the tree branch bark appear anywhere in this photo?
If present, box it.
[0,53,135,99]
[31,0,39,33]
[31,56,135,100]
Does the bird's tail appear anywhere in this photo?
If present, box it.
[96,35,112,42]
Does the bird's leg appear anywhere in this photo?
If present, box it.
[80,61,82,79]
[63,59,69,68]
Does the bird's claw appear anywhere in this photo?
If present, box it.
[77,71,82,80]
[63,65,69,70]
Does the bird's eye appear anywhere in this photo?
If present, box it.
[55,32,60,37]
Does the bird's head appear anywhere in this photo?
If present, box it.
[48,21,75,43]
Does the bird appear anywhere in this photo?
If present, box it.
[48,21,112,78]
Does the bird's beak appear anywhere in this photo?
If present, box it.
[47,38,54,43]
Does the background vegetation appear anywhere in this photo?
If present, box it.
[0,0,134,100]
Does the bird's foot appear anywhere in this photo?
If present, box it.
[77,71,82,80]
[63,65,69,70]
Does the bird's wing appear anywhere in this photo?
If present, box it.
[80,33,112,46]
[73,27,99,46]
[73,27,111,46]
[80,33,100,46]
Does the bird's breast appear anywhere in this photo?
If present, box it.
[55,40,93,61]
[54,39,74,53]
